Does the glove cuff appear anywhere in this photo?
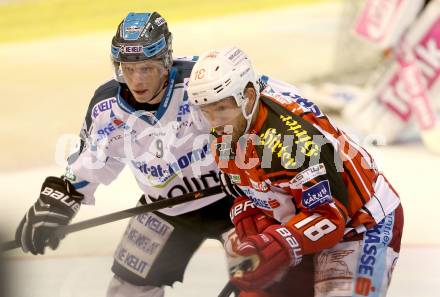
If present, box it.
[40,176,84,216]
[264,225,303,267]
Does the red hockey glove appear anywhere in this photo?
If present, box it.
[230,224,302,291]
[230,196,277,241]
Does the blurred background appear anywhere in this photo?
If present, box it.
[1,0,439,296]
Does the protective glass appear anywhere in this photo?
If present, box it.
[194,98,243,130]
[120,60,166,79]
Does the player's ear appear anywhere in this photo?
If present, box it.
[244,85,257,111]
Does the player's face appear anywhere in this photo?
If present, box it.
[200,97,247,142]
[121,60,168,104]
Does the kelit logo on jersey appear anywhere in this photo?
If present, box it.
[115,246,149,276]
[92,98,117,119]
[125,224,160,255]
[135,213,173,237]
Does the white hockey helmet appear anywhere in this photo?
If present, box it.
[188,47,260,132]
[188,46,260,107]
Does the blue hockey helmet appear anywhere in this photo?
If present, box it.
[111,12,173,70]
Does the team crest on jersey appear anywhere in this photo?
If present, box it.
[301,180,332,209]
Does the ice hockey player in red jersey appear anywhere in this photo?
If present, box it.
[188,47,404,297]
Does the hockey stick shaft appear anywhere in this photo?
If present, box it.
[218,257,257,297]
[218,281,238,297]
[2,185,222,252]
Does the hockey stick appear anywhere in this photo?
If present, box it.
[2,185,222,252]
[218,281,238,297]
[218,257,258,297]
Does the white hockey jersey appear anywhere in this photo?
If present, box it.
[65,57,226,216]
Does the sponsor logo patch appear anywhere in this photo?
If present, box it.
[228,174,241,184]
[243,188,271,210]
[125,25,142,33]
[355,277,374,296]
[301,180,332,209]
[249,179,269,192]
[121,45,143,54]
[290,163,326,189]
[92,98,116,119]
[154,17,165,26]
[354,212,395,296]
[268,198,280,208]
[114,213,174,278]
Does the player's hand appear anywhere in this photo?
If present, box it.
[230,196,278,241]
[15,176,84,255]
[230,225,302,291]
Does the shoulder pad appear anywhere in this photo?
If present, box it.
[172,58,197,84]
[84,79,120,129]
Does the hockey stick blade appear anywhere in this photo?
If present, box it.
[2,185,222,252]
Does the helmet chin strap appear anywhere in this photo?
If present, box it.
[149,76,168,103]
[241,95,260,134]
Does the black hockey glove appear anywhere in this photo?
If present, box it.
[218,171,246,199]
[15,176,84,255]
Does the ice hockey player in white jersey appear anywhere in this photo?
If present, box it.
[14,12,234,297]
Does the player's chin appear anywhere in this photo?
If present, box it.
[133,92,153,104]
